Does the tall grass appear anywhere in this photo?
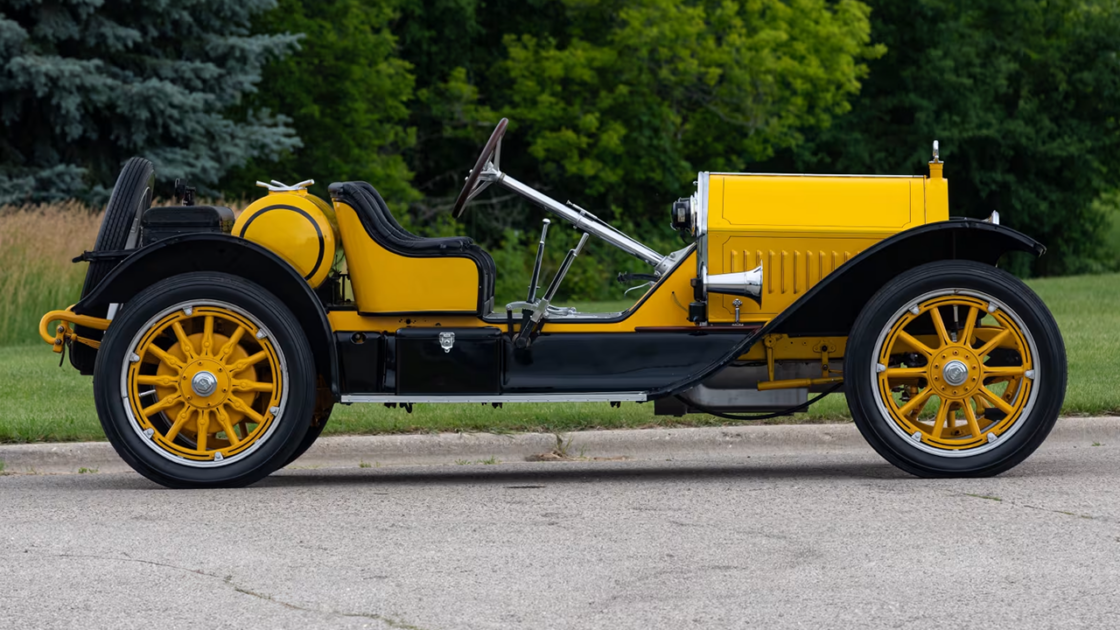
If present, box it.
[0,203,101,346]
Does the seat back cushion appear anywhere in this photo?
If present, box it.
[329,181,495,314]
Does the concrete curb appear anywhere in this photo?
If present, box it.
[0,417,1115,475]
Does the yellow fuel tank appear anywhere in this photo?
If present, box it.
[233,188,341,288]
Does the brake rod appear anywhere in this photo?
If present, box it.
[526,219,550,302]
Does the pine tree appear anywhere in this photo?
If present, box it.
[0,0,300,203]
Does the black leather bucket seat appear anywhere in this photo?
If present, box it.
[329,182,496,314]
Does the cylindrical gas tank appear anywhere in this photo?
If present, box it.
[232,189,341,289]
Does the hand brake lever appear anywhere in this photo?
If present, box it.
[515,231,591,348]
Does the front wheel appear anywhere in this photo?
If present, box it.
[94,272,315,488]
[845,260,1066,477]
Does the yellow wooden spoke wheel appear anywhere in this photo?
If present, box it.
[872,292,1037,456]
[95,272,316,488]
[846,260,1064,477]
[123,301,287,466]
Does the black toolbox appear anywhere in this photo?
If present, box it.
[141,205,235,245]
[396,327,503,394]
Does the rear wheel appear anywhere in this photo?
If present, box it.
[94,272,315,488]
[846,260,1066,477]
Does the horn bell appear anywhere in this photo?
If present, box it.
[702,264,763,304]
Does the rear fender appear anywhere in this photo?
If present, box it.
[74,234,339,400]
[649,219,1044,398]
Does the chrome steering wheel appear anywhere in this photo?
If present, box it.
[453,118,508,218]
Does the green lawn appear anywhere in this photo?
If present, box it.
[1,274,1117,443]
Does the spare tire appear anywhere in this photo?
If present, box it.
[71,157,155,374]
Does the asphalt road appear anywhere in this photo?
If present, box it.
[1,439,1117,630]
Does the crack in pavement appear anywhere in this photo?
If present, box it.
[35,551,431,630]
[955,493,1115,524]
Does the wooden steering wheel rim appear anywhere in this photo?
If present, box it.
[453,118,509,219]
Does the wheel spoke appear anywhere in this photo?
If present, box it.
[136,374,179,387]
[963,401,984,439]
[960,307,978,348]
[215,326,245,362]
[238,420,251,440]
[164,406,194,442]
[929,307,951,348]
[977,387,1015,415]
[930,401,950,440]
[142,393,182,417]
[171,322,197,361]
[232,379,274,393]
[983,366,1026,378]
[227,350,268,374]
[975,329,1012,358]
[898,387,934,418]
[146,345,185,371]
[215,406,241,447]
[201,315,215,356]
[196,409,210,452]
[897,331,935,358]
[226,396,265,423]
[884,367,925,379]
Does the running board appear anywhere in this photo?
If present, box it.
[341,392,647,404]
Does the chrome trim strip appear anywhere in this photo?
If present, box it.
[342,392,648,404]
[544,310,626,320]
[696,172,710,309]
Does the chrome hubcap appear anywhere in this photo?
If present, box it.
[191,371,218,397]
[942,360,969,387]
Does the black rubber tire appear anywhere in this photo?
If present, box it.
[283,405,332,467]
[94,272,315,489]
[72,157,155,373]
[845,260,1066,478]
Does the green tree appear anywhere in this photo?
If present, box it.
[787,0,1120,276]
[227,0,418,204]
[391,0,880,301]
[493,0,881,216]
[395,0,879,216]
[395,0,567,208]
[0,0,299,203]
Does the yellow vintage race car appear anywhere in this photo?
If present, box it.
[40,119,1066,488]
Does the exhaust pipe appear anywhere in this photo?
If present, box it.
[702,264,763,304]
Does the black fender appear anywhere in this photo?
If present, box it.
[648,219,1044,398]
[74,233,339,401]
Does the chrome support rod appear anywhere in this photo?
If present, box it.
[488,168,666,268]
[542,232,590,304]
[526,219,550,302]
